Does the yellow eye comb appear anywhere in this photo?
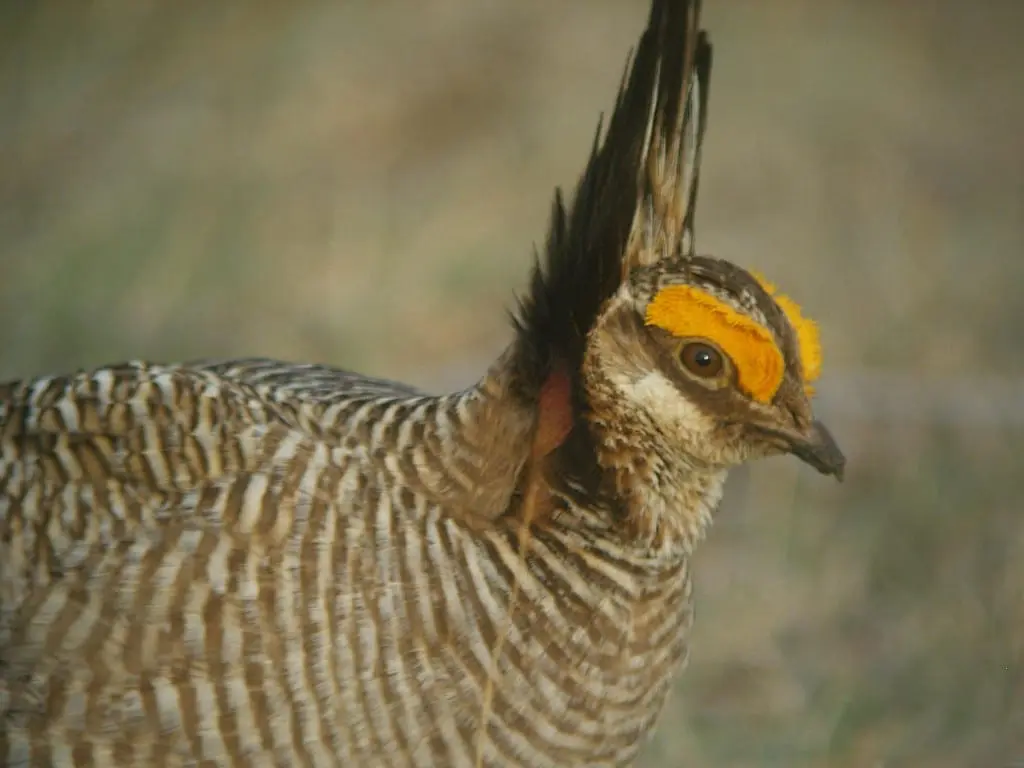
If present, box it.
[645,285,785,403]
[751,274,822,392]
[645,278,823,402]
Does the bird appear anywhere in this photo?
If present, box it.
[0,0,845,765]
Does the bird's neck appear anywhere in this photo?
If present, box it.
[585,425,727,557]
[468,342,726,557]
[578,373,728,557]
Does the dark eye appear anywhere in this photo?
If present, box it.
[680,342,724,378]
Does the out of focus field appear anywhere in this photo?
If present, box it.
[2,2,1023,765]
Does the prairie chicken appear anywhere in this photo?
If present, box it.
[0,0,844,766]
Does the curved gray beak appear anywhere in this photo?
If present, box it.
[786,420,846,481]
[750,419,846,481]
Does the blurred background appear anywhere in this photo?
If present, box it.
[2,1,1022,765]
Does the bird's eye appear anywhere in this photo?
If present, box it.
[680,342,724,378]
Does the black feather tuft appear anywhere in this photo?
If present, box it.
[511,0,713,401]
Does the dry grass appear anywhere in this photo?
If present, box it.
[3,1,1023,765]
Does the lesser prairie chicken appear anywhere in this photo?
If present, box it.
[0,0,844,765]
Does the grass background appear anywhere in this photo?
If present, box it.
[3,1,1023,765]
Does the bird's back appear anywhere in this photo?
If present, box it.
[0,359,692,767]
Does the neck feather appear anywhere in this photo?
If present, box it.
[576,315,729,555]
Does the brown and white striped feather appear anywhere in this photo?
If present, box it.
[0,361,695,767]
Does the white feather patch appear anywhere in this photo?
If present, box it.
[610,369,713,436]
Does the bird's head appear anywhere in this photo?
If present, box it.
[512,0,843,546]
[583,255,844,480]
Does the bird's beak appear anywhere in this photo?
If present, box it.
[750,419,846,481]
[784,420,846,481]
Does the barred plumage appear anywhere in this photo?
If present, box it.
[0,361,693,765]
[1,1,844,766]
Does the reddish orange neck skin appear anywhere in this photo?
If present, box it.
[532,367,573,459]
